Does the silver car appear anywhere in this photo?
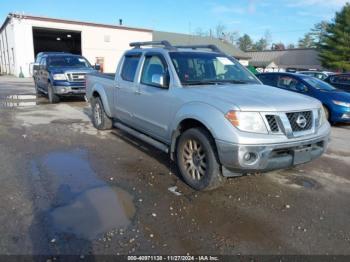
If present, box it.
[86,41,331,191]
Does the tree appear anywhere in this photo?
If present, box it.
[298,33,316,48]
[272,43,285,50]
[194,27,208,37]
[253,38,268,51]
[310,21,329,46]
[215,23,226,38]
[237,34,253,51]
[319,3,350,72]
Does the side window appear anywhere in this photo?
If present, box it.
[277,76,299,91]
[141,55,167,87]
[258,74,277,86]
[121,55,141,82]
[332,75,350,85]
[40,57,46,69]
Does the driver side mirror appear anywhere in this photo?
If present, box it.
[151,73,169,88]
[94,64,101,71]
[33,63,40,70]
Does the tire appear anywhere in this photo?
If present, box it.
[48,83,60,103]
[323,105,330,121]
[34,81,43,96]
[91,97,113,130]
[176,128,225,191]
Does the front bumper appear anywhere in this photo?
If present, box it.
[53,85,86,96]
[216,130,331,175]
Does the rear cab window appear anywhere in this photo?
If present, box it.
[121,53,142,82]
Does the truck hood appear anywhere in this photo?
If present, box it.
[186,84,320,112]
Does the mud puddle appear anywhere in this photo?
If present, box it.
[0,94,48,108]
[32,149,135,240]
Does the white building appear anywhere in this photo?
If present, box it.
[0,13,152,77]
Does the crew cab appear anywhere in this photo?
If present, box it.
[86,41,331,190]
[33,53,100,103]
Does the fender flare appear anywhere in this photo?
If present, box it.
[169,102,235,158]
[90,84,113,117]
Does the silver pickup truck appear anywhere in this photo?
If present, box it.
[86,41,331,190]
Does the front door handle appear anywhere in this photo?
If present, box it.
[135,90,141,95]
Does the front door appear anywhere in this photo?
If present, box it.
[132,53,173,141]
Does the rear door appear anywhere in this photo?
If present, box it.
[114,53,142,125]
[257,74,278,87]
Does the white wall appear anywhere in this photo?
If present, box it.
[3,17,152,77]
[0,19,16,75]
[239,59,249,66]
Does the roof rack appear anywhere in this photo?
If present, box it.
[175,45,222,53]
[129,41,176,50]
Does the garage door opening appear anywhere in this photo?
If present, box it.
[32,27,82,57]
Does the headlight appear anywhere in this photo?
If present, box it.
[53,74,67,81]
[333,100,350,107]
[318,107,327,127]
[225,111,268,134]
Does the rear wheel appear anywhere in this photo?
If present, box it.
[48,83,60,103]
[176,128,225,191]
[91,97,113,130]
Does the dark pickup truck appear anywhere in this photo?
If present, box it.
[33,53,100,103]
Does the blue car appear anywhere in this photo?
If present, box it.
[256,72,350,124]
[33,53,100,103]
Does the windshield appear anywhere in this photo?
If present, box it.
[302,76,336,91]
[48,56,92,68]
[169,52,260,85]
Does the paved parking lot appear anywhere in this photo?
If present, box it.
[0,76,349,256]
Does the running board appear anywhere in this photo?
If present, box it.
[113,122,169,153]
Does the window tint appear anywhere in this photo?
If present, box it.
[331,75,350,85]
[141,55,166,86]
[277,76,300,90]
[169,52,259,85]
[40,57,47,68]
[257,74,277,86]
[121,55,141,82]
[48,56,91,68]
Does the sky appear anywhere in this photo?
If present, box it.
[0,0,348,45]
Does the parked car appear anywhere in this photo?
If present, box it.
[86,41,330,191]
[257,72,350,123]
[33,53,100,103]
[297,71,334,80]
[325,73,350,93]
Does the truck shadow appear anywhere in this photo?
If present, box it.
[110,130,179,177]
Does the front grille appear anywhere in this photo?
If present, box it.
[67,73,86,82]
[286,111,313,132]
[265,115,280,133]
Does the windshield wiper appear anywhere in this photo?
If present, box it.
[214,79,249,84]
[183,81,226,86]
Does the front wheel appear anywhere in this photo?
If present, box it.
[48,83,60,103]
[91,97,113,130]
[176,128,225,191]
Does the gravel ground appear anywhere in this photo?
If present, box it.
[0,76,349,256]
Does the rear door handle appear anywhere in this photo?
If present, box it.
[135,90,141,95]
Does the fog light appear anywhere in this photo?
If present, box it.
[243,152,258,164]
[341,113,350,119]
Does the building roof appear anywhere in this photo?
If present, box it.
[246,48,322,70]
[1,13,152,33]
[153,31,251,60]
